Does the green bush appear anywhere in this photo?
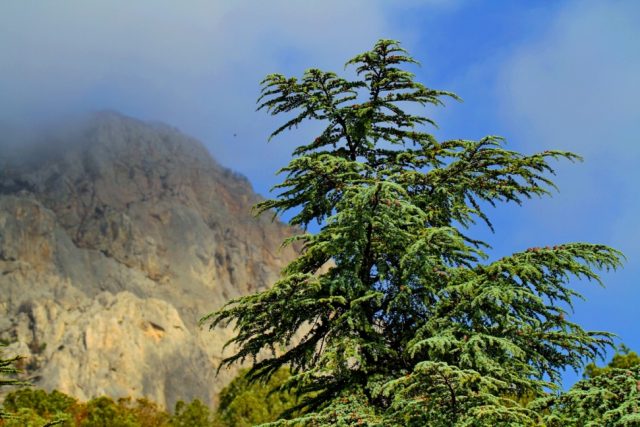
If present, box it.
[584,344,640,379]
[213,367,299,427]
[76,396,137,427]
[3,388,76,418]
[172,399,212,427]
[1,389,174,427]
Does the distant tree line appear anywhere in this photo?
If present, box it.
[0,362,297,426]
[1,349,638,426]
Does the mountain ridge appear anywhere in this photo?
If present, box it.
[0,111,296,408]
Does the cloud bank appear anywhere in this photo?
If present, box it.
[499,0,640,256]
[2,1,460,193]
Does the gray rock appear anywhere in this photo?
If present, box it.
[0,112,297,409]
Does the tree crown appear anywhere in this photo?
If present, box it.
[203,39,623,426]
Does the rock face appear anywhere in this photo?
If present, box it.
[0,112,297,409]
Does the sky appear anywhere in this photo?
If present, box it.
[1,0,638,388]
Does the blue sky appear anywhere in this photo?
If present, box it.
[1,0,638,388]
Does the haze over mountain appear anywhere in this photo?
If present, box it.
[0,111,297,409]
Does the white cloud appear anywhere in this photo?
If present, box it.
[498,0,640,255]
[1,0,424,193]
[492,2,640,376]
[501,1,640,154]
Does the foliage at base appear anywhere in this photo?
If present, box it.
[213,367,300,427]
[0,388,213,427]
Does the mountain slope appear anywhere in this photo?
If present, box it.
[0,112,296,408]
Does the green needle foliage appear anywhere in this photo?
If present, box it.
[531,345,640,426]
[202,39,624,426]
[533,365,640,426]
[0,348,24,390]
[1,344,28,421]
[584,345,640,379]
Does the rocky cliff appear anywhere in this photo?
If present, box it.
[0,112,297,409]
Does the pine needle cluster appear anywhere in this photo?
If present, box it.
[0,344,28,420]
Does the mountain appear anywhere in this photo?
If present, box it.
[0,112,297,409]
